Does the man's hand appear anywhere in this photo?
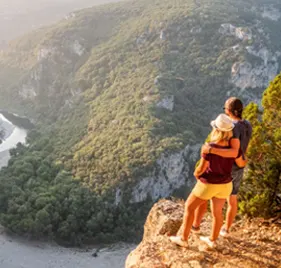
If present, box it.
[201,143,210,156]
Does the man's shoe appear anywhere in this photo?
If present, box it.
[220,227,229,237]
[199,236,216,248]
[169,236,188,248]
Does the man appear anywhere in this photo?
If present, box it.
[192,97,252,236]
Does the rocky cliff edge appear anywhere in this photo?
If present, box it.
[126,199,281,268]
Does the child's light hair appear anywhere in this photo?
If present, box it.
[210,129,233,143]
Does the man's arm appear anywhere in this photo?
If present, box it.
[201,138,240,158]
[235,155,247,168]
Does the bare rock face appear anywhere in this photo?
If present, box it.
[231,61,278,90]
[143,200,184,240]
[127,144,200,204]
[231,45,280,90]
[157,95,175,111]
[219,24,252,41]
[114,143,200,206]
[18,84,38,100]
[37,47,55,61]
[125,200,281,268]
[70,40,85,56]
[0,115,14,139]
[217,21,281,92]
[18,38,86,103]
[125,200,205,268]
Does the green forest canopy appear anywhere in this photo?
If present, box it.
[0,0,280,245]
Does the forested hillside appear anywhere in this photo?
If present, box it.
[0,0,280,245]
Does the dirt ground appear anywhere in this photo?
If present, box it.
[196,215,281,267]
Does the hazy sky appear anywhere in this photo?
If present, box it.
[0,0,123,43]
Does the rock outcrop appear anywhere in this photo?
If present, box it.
[216,21,281,91]
[0,115,15,139]
[231,45,280,90]
[17,39,86,104]
[70,40,85,56]
[231,61,278,90]
[115,144,200,205]
[157,95,175,111]
[125,200,205,268]
[126,200,281,268]
[219,24,252,41]
[217,18,281,92]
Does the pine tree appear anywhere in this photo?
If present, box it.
[240,74,281,217]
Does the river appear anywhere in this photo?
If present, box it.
[0,230,134,268]
[0,112,134,268]
[0,113,28,168]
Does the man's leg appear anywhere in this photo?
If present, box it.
[193,201,208,228]
[223,168,243,233]
[225,195,238,231]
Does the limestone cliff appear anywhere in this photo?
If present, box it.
[126,200,281,268]
[0,115,14,140]
[118,144,200,205]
